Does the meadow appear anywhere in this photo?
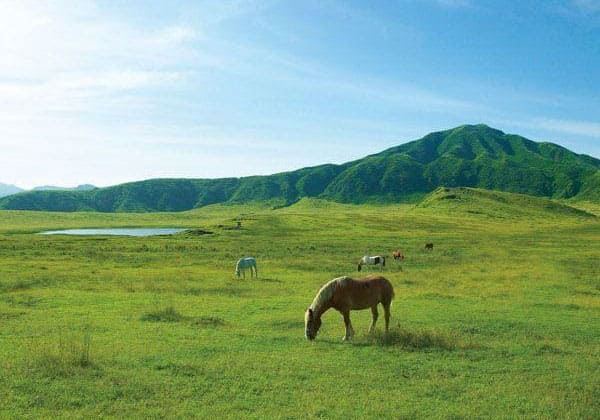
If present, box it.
[0,190,598,418]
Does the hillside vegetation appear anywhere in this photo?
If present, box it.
[1,124,598,212]
[417,187,596,219]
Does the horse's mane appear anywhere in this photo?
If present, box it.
[310,276,350,312]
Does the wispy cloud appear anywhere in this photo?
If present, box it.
[531,118,600,138]
[571,0,600,14]
[433,0,471,8]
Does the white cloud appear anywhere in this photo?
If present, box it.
[532,118,600,138]
[571,0,600,14]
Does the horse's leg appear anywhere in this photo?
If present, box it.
[383,303,391,333]
[254,264,258,278]
[342,310,354,341]
[369,305,379,334]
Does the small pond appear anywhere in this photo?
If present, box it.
[38,228,188,237]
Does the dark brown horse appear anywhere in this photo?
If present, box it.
[425,243,434,251]
[305,275,395,341]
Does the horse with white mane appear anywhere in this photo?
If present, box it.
[357,255,386,272]
[235,257,257,278]
[305,275,394,341]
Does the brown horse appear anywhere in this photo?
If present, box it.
[425,242,434,251]
[392,250,404,260]
[305,275,394,341]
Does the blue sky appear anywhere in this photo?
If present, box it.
[1,0,599,188]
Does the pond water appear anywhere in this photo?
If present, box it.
[39,228,188,237]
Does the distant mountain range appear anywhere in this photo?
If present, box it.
[31,184,97,192]
[1,124,598,212]
[0,183,24,198]
[0,183,96,198]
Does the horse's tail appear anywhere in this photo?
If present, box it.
[357,263,362,272]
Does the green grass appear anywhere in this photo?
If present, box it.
[0,191,598,418]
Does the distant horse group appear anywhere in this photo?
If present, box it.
[304,242,435,341]
[235,242,433,341]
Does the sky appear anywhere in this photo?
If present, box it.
[1,0,599,189]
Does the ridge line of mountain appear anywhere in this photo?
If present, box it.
[1,124,598,212]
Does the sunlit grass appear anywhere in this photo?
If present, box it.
[0,195,598,418]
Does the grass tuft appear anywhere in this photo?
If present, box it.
[192,316,225,327]
[357,324,467,351]
[141,306,185,322]
[27,333,96,377]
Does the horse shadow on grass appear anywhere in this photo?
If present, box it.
[318,323,478,352]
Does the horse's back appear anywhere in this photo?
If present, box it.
[340,275,394,309]
[362,275,394,299]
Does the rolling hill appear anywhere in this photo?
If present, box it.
[1,124,599,212]
[415,187,596,219]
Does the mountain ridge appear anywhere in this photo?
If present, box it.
[1,124,599,212]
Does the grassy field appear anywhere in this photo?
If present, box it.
[0,189,598,418]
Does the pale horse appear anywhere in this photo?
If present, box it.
[235,257,258,278]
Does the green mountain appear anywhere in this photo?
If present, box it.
[1,124,599,212]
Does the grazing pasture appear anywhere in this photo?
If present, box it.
[0,192,598,418]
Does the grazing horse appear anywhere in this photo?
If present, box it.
[392,250,404,261]
[357,255,385,272]
[235,257,257,278]
[392,250,404,271]
[425,243,434,251]
[305,275,394,341]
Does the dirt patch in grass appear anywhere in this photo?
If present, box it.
[185,229,214,236]
[141,306,226,328]
[182,286,249,297]
[154,362,205,377]
[0,278,45,293]
[0,295,42,307]
[0,310,26,320]
[191,316,226,328]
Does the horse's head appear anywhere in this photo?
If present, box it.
[305,308,321,340]
[235,267,240,277]
[357,262,362,272]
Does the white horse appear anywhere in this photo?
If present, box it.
[357,255,385,272]
[235,257,257,278]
